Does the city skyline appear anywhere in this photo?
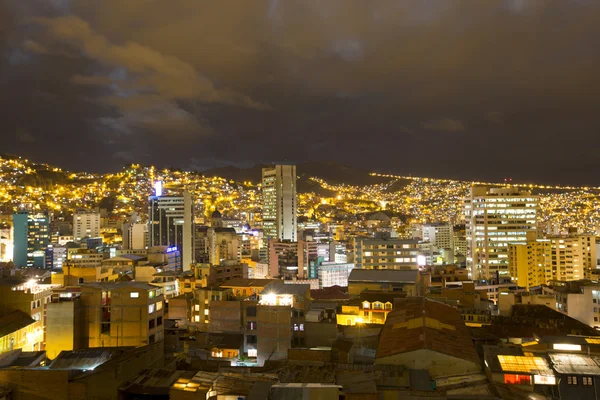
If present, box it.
[2,1,600,184]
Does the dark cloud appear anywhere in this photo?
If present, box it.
[1,0,600,184]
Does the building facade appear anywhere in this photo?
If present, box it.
[73,210,100,242]
[13,211,50,268]
[261,165,297,243]
[465,186,538,280]
[148,192,193,271]
[354,238,418,270]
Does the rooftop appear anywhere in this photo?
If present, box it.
[262,282,311,296]
[376,297,480,365]
[349,269,418,283]
[550,353,600,375]
[49,347,134,370]
[311,286,349,301]
[79,282,161,292]
[0,310,36,337]
[220,278,279,288]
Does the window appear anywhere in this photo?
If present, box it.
[157,316,163,326]
[583,377,593,386]
[194,315,200,322]
[195,305,200,312]
[156,301,163,311]
[294,324,299,331]
[248,349,257,357]
[299,324,304,331]
[567,376,578,385]
[204,309,209,316]
[246,307,257,317]
[149,319,155,329]
[130,292,139,298]
[148,304,155,314]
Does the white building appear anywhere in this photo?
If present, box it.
[464,186,538,280]
[73,210,100,242]
[123,222,148,250]
[318,262,354,288]
[422,223,454,251]
[262,165,297,242]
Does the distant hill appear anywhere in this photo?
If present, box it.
[201,162,388,190]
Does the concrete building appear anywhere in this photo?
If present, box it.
[148,191,193,271]
[0,278,58,348]
[0,343,163,399]
[347,269,422,297]
[69,249,104,268]
[509,233,596,288]
[422,223,454,253]
[261,165,297,242]
[122,222,148,250]
[45,283,164,358]
[544,281,600,329]
[465,186,538,280]
[318,262,354,288]
[354,237,419,270]
[73,210,100,242]
[208,227,240,266]
[45,244,67,269]
[0,310,40,353]
[0,220,12,263]
[375,298,481,378]
[13,211,50,268]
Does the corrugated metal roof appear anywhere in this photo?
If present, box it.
[551,354,600,375]
[348,269,418,283]
[376,298,480,366]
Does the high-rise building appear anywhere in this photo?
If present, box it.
[148,190,193,271]
[354,237,419,270]
[509,233,596,288]
[73,210,100,242]
[261,165,297,243]
[464,186,538,280]
[12,211,50,268]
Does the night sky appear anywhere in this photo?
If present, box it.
[2,1,600,184]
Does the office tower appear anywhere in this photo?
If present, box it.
[464,186,538,280]
[12,211,50,268]
[509,233,596,288]
[261,165,297,242]
[354,237,419,270]
[73,210,100,242]
[148,190,193,271]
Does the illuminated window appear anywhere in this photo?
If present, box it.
[204,309,209,316]
[248,349,257,357]
[583,377,593,386]
[497,355,548,373]
[148,304,155,314]
[504,374,532,385]
[156,301,163,311]
[585,338,600,344]
[567,376,578,385]
[194,315,200,322]
[130,292,139,298]
[195,305,200,312]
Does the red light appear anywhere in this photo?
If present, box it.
[504,374,531,385]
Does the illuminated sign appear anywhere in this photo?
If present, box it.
[534,375,556,385]
[553,343,581,351]
[154,180,163,197]
[166,246,178,253]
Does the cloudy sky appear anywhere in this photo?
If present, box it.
[2,1,600,184]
